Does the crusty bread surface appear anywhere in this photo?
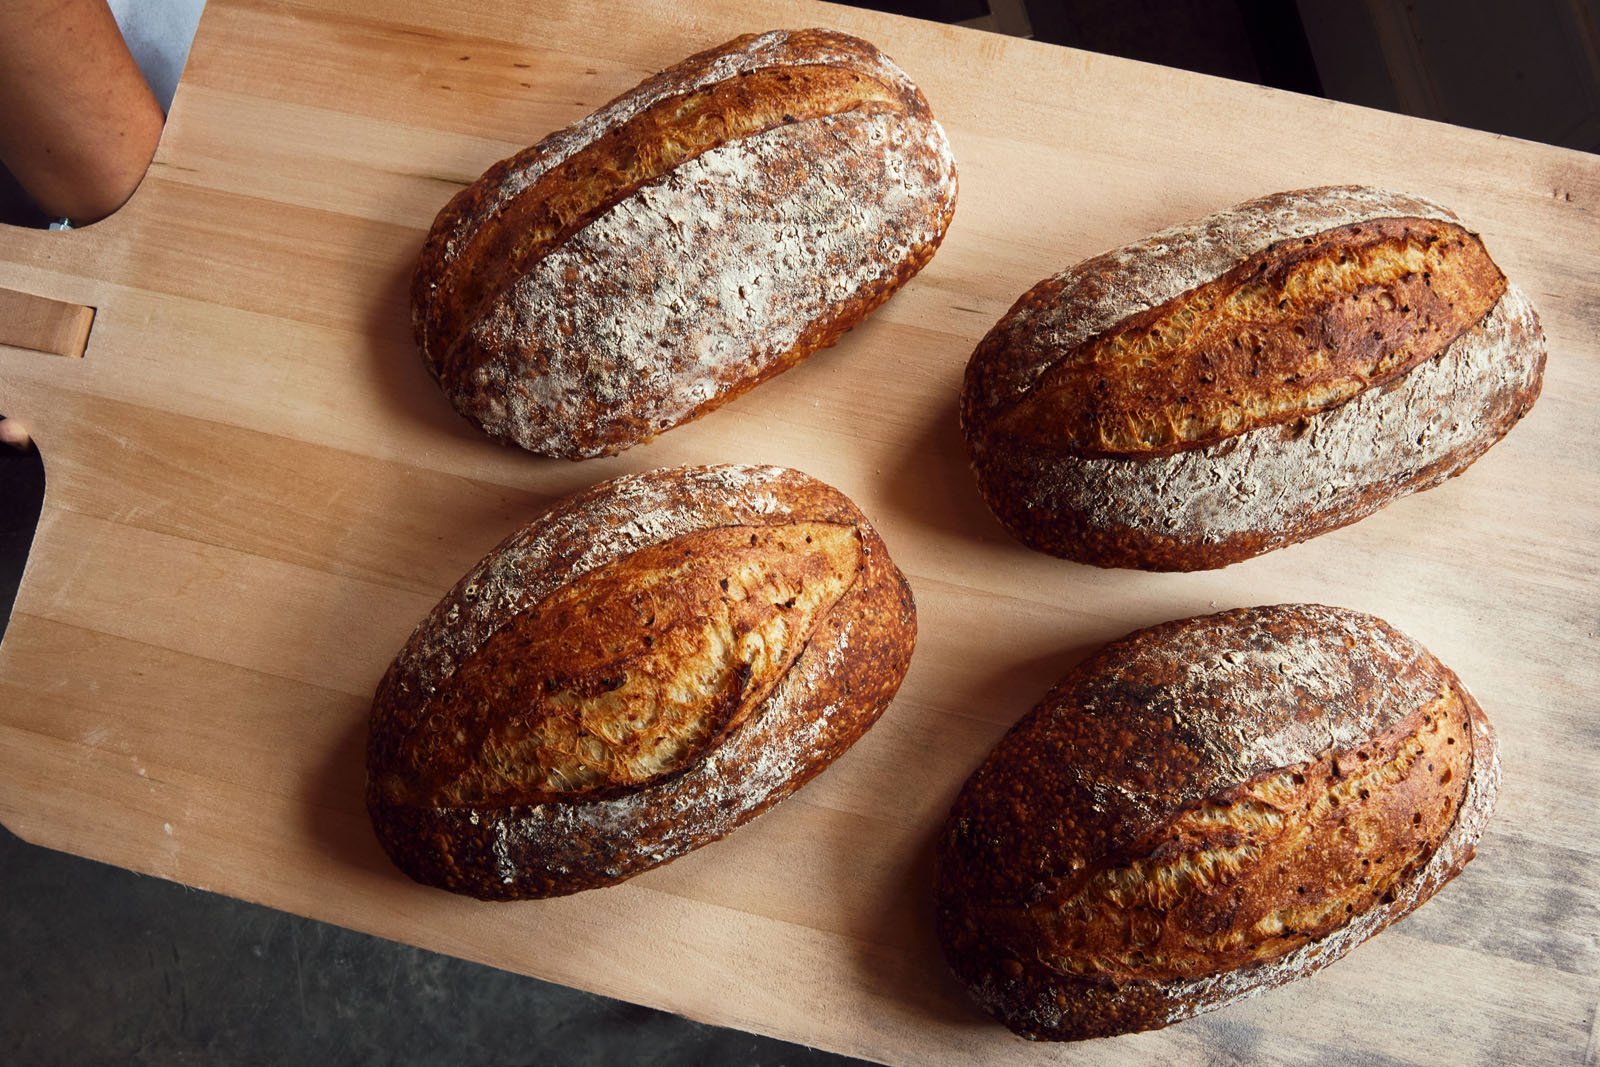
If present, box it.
[935,604,1499,1040]
[961,186,1546,570]
[414,29,959,458]
[367,464,917,899]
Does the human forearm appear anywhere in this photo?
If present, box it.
[0,0,165,222]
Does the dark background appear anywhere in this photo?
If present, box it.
[2,1,1595,1063]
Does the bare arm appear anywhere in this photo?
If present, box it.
[0,0,165,222]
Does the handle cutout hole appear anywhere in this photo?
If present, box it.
[0,288,95,359]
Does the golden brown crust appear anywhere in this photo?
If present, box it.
[412,29,958,458]
[960,186,1546,570]
[935,604,1500,1040]
[366,465,916,899]
[380,521,863,809]
[988,218,1504,458]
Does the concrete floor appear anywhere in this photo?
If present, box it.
[0,823,862,1065]
[0,438,860,1063]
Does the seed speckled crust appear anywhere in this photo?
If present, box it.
[367,465,917,899]
[935,604,1499,1040]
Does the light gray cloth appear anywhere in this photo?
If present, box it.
[108,0,206,112]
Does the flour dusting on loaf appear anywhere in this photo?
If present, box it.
[962,185,1546,569]
[415,30,922,313]
[974,187,1464,414]
[367,464,917,899]
[936,605,1500,1040]
[413,29,958,458]
[996,284,1542,551]
[385,464,795,706]
[454,108,949,457]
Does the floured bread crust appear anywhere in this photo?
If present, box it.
[934,607,1497,1043]
[935,604,1499,1040]
[367,464,917,899]
[413,29,959,458]
[961,186,1546,570]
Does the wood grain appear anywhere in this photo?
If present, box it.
[0,0,1597,1062]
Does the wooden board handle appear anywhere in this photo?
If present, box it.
[0,287,95,359]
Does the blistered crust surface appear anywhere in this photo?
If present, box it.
[935,604,1500,1040]
[382,522,863,809]
[366,465,917,899]
[413,29,958,458]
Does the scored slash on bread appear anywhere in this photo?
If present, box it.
[935,604,1499,1040]
[961,186,1547,570]
[366,465,916,899]
[412,29,959,459]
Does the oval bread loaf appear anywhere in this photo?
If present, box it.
[961,186,1546,570]
[413,29,958,459]
[935,604,1499,1040]
[366,464,917,899]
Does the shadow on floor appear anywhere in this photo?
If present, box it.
[0,823,869,1066]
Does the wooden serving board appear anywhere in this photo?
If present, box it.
[2,1,1597,1062]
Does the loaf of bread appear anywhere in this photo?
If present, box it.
[935,604,1498,1040]
[412,29,958,459]
[367,464,916,899]
[961,186,1545,570]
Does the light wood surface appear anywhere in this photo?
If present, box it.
[0,287,94,359]
[2,1,1598,1063]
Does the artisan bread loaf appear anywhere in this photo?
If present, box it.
[935,604,1499,1040]
[413,29,958,458]
[961,186,1545,570]
[367,464,916,899]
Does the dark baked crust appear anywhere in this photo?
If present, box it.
[367,465,917,899]
[935,604,1500,1040]
[961,186,1546,570]
[412,29,958,458]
